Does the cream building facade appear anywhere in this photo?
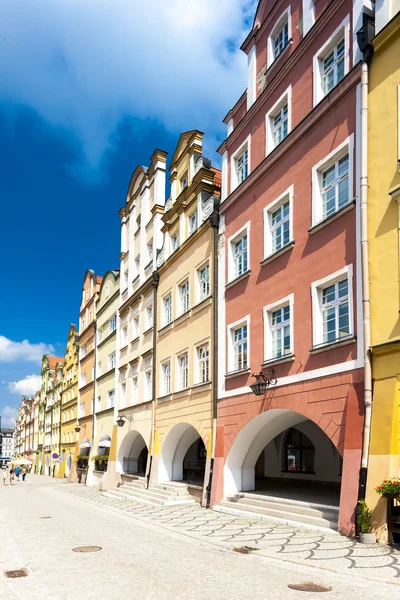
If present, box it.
[60,324,79,478]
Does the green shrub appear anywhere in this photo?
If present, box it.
[357,499,373,533]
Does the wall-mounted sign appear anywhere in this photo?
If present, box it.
[52,453,59,459]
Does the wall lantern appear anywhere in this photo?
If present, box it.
[116,414,134,428]
[74,425,81,433]
[249,369,277,396]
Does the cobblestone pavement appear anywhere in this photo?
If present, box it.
[54,479,400,585]
[2,475,396,600]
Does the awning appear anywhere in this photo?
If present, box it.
[80,442,91,449]
[98,440,111,448]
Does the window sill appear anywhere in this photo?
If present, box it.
[119,344,128,352]
[261,241,295,266]
[191,381,212,394]
[309,200,356,234]
[192,296,212,315]
[226,270,251,290]
[225,368,251,380]
[157,394,172,403]
[158,322,173,335]
[262,354,295,367]
[173,388,190,399]
[131,335,140,344]
[310,336,356,354]
[267,38,293,71]
[174,310,190,326]
[143,326,153,336]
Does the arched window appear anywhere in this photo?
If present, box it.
[285,428,315,473]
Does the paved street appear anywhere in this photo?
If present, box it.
[0,476,399,600]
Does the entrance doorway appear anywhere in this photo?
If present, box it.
[159,423,207,489]
[118,430,149,476]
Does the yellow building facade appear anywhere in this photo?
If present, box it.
[60,324,79,478]
[366,9,400,541]
[52,361,63,477]
[153,131,220,503]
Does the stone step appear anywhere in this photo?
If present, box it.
[241,492,339,513]
[102,490,160,506]
[120,486,189,503]
[103,487,195,506]
[152,483,192,496]
[236,495,338,520]
[123,481,147,490]
[215,500,338,533]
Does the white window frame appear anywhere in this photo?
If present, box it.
[178,279,190,315]
[313,16,350,106]
[180,171,188,191]
[107,390,115,409]
[120,382,126,407]
[124,271,128,290]
[147,241,153,263]
[108,352,116,370]
[135,257,140,274]
[109,315,117,334]
[227,221,250,283]
[80,372,87,387]
[145,371,152,401]
[311,264,354,348]
[132,376,138,404]
[265,86,292,156]
[177,352,189,391]
[188,210,198,235]
[263,294,294,362]
[145,297,153,330]
[171,231,179,253]
[161,360,171,396]
[263,185,294,259]
[122,325,128,347]
[197,261,210,302]
[95,395,101,412]
[311,136,354,227]
[227,315,250,373]
[133,315,140,339]
[267,6,291,67]
[197,343,210,384]
[163,293,172,326]
[230,135,251,193]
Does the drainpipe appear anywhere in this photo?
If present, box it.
[147,270,159,489]
[88,320,97,486]
[206,195,220,508]
[358,58,372,502]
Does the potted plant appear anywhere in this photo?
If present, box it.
[357,499,376,544]
[375,478,400,499]
[76,454,89,469]
[92,455,108,472]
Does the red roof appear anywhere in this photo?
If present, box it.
[49,356,64,370]
[211,167,222,189]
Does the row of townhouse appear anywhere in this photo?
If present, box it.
[13,0,400,542]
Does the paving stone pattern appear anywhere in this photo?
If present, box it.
[56,482,400,584]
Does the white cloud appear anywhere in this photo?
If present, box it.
[0,0,256,177]
[7,374,42,397]
[0,336,55,363]
[0,406,18,428]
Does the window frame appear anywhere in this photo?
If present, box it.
[230,135,251,193]
[263,294,294,363]
[170,231,179,253]
[108,351,116,370]
[227,222,251,283]
[177,351,189,391]
[109,315,117,334]
[196,342,210,384]
[227,315,250,374]
[313,16,350,106]
[188,210,198,235]
[265,86,292,156]
[107,389,115,409]
[163,293,172,326]
[161,360,171,396]
[311,136,354,227]
[197,261,210,303]
[263,185,294,259]
[267,6,291,67]
[145,370,152,401]
[311,264,354,349]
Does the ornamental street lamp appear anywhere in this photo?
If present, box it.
[74,425,81,433]
[249,369,277,396]
[116,414,134,428]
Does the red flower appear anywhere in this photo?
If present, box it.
[394,481,399,485]
[384,480,388,483]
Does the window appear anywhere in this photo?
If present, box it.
[322,38,345,95]
[79,402,85,418]
[268,7,290,67]
[264,296,294,362]
[162,362,171,395]
[233,235,248,278]
[179,280,189,314]
[236,148,248,184]
[163,294,172,325]
[109,315,116,334]
[321,155,349,219]
[145,371,152,400]
[105,283,110,298]
[272,104,288,147]
[97,360,102,375]
[313,18,349,106]
[80,373,87,387]
[198,264,210,301]
[107,390,115,409]
[146,304,153,329]
[122,325,128,347]
[171,233,179,252]
[95,396,101,412]
[132,377,138,404]
[232,325,248,371]
[135,257,140,273]
[133,316,140,338]
[136,214,141,230]
[178,353,189,390]
[266,87,291,155]
[124,271,128,289]
[147,242,153,263]
[198,345,209,383]
[312,137,353,226]
[285,428,315,473]
[81,344,88,358]
[189,211,198,235]
[311,265,353,348]
[180,172,188,191]
[120,382,126,407]
[108,352,116,369]
[262,186,294,259]
[98,328,103,344]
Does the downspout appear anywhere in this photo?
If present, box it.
[359,58,372,501]
[147,270,159,489]
[88,320,97,486]
[206,196,220,508]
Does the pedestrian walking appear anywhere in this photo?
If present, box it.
[15,466,20,480]
[22,466,26,481]
[2,467,7,486]
[9,469,14,485]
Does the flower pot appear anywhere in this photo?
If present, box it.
[359,532,376,544]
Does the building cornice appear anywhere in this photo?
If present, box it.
[373,12,400,52]
[220,65,361,215]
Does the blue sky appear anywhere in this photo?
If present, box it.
[0,0,256,425]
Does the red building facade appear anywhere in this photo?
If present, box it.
[211,0,371,535]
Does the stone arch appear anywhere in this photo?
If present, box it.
[117,429,148,475]
[159,423,205,483]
